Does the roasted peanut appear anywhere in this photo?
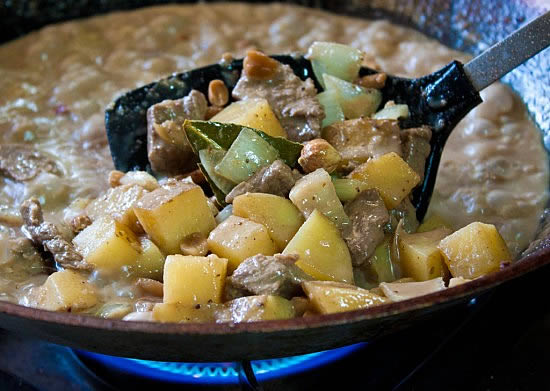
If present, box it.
[108,170,125,187]
[136,278,164,297]
[298,139,342,174]
[208,79,229,107]
[70,214,92,233]
[243,50,279,80]
[358,72,387,89]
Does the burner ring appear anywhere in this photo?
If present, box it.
[77,343,365,385]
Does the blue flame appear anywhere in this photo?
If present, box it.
[78,343,365,385]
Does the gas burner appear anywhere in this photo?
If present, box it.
[76,343,366,385]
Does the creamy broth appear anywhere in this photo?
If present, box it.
[0,3,547,310]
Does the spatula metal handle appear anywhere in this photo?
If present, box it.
[464,11,550,92]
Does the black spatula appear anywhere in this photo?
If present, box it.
[105,11,549,220]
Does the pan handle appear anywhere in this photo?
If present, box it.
[237,360,264,391]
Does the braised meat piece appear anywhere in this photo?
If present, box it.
[0,144,61,181]
[225,160,300,203]
[343,189,389,266]
[232,51,324,142]
[20,198,90,270]
[400,126,432,182]
[147,89,207,176]
[227,253,310,299]
[323,118,402,171]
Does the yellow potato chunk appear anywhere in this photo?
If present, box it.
[398,227,452,281]
[219,295,295,322]
[38,270,98,312]
[418,214,450,233]
[86,184,147,232]
[152,302,222,323]
[232,193,304,251]
[438,222,512,279]
[349,152,420,209]
[132,238,165,281]
[73,216,141,272]
[163,255,228,305]
[134,182,216,255]
[283,209,353,283]
[211,98,287,138]
[207,215,277,272]
[302,281,388,314]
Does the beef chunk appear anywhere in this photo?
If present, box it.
[228,253,310,299]
[0,144,61,181]
[225,160,299,203]
[232,60,324,142]
[400,126,431,182]
[20,198,90,270]
[147,89,207,175]
[323,118,402,171]
[343,189,389,266]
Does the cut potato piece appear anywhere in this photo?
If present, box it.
[418,214,450,233]
[289,168,349,229]
[38,270,98,312]
[132,238,165,281]
[438,222,512,279]
[303,281,388,314]
[210,98,287,138]
[152,302,221,323]
[307,41,363,88]
[163,254,228,305]
[207,215,277,272]
[398,227,452,281]
[349,152,420,209]
[133,182,216,255]
[215,127,279,184]
[379,278,446,301]
[85,184,147,231]
[323,74,382,118]
[283,209,353,284]
[73,216,141,272]
[219,295,295,322]
[232,193,304,251]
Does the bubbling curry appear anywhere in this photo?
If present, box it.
[0,3,547,323]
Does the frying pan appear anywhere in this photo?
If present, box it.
[0,0,549,362]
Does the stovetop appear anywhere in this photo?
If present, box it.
[0,263,548,391]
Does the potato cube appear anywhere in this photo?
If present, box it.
[232,193,304,251]
[133,182,216,255]
[283,209,353,283]
[289,168,349,229]
[302,281,388,314]
[86,184,147,231]
[38,270,98,312]
[211,98,287,138]
[207,215,276,272]
[152,302,221,323]
[349,152,420,209]
[398,227,452,281]
[132,238,165,281]
[163,255,228,305]
[438,222,512,279]
[219,295,295,322]
[73,216,141,272]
